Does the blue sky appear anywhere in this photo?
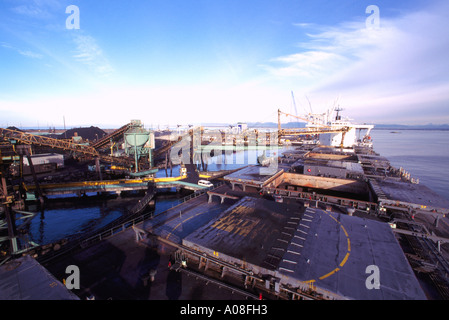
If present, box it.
[1,0,448,128]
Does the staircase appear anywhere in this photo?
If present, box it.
[129,183,156,215]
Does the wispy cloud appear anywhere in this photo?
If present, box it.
[262,1,449,124]
[0,42,13,49]
[10,0,62,19]
[264,51,349,79]
[262,20,391,86]
[5,0,114,79]
[1,42,43,59]
[12,4,52,19]
[18,49,44,59]
[72,33,114,77]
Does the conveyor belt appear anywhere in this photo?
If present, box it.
[91,123,131,149]
[0,127,99,156]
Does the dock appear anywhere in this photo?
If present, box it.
[2,122,449,301]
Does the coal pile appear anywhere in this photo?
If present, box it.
[6,126,23,132]
[59,126,106,142]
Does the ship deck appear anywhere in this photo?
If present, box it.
[373,178,449,213]
[181,195,426,300]
[0,255,79,300]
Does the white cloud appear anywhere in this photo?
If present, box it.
[12,4,52,19]
[264,51,349,79]
[10,0,62,19]
[18,49,44,59]
[0,42,13,49]
[1,42,44,59]
[262,1,449,124]
[72,34,114,77]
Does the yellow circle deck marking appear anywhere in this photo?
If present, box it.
[167,206,351,284]
[306,210,351,282]
[166,211,204,240]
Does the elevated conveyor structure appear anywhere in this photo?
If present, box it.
[278,127,350,137]
[0,127,99,156]
[277,108,350,143]
[91,122,131,150]
[0,127,135,168]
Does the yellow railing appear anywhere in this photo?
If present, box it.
[22,174,188,190]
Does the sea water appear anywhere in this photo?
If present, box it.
[370,129,449,202]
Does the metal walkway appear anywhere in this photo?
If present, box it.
[129,184,156,215]
[21,175,208,197]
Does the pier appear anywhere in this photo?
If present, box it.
[2,120,449,301]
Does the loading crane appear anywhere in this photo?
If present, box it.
[276,109,350,146]
[291,91,299,119]
[277,108,350,133]
[277,108,332,131]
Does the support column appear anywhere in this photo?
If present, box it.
[95,157,103,181]
[221,267,228,278]
[244,275,255,289]
[4,201,18,255]
[435,215,440,228]
[199,257,206,269]
[132,226,146,242]
[26,153,44,205]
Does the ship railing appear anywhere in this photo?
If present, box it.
[262,186,378,213]
[79,181,224,247]
[38,181,226,264]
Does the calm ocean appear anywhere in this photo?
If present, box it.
[370,129,449,201]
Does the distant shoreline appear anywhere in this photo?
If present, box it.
[372,127,449,131]
[8,123,449,131]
